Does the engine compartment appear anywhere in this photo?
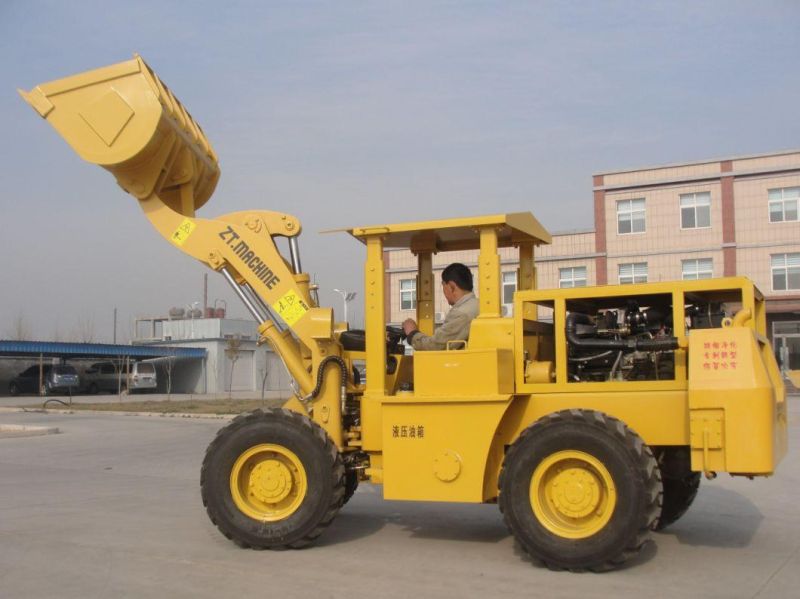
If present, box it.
[566,294,728,382]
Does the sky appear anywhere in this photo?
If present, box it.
[1,1,799,341]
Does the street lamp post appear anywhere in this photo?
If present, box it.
[333,289,357,325]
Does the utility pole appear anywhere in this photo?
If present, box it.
[113,307,117,344]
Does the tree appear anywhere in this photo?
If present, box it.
[52,320,64,342]
[73,314,95,343]
[164,355,176,400]
[207,352,219,395]
[115,356,130,398]
[258,349,270,404]
[8,311,32,341]
[225,335,242,399]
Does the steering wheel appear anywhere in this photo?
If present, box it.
[386,325,406,343]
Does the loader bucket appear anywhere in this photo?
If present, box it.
[19,55,219,215]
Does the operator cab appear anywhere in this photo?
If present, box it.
[332,213,551,397]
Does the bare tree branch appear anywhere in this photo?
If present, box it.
[7,311,32,341]
[73,315,95,343]
[52,320,63,342]
[225,335,242,399]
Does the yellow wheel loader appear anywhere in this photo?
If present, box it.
[21,56,788,571]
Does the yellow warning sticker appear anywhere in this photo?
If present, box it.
[272,289,310,326]
[171,218,196,246]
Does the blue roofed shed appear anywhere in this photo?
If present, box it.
[0,340,205,359]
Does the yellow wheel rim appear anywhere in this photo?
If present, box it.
[530,450,617,539]
[230,444,307,522]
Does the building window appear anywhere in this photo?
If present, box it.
[682,258,713,280]
[618,262,648,284]
[502,271,517,315]
[769,187,799,223]
[772,253,800,291]
[400,278,416,310]
[680,192,711,229]
[559,266,587,288]
[617,198,646,234]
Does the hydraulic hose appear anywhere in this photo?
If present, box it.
[302,355,349,415]
[568,350,614,363]
[566,313,679,352]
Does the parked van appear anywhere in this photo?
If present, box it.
[83,361,157,394]
[130,361,157,392]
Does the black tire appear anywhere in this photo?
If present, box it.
[201,408,345,549]
[88,383,99,395]
[9,382,20,397]
[499,409,662,572]
[653,447,700,531]
[342,469,359,505]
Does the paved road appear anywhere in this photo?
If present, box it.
[0,390,287,408]
[0,402,798,599]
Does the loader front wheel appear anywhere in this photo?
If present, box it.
[499,410,662,571]
[201,408,345,549]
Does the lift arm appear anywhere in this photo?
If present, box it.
[20,55,345,445]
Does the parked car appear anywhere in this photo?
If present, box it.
[9,364,80,396]
[83,361,157,394]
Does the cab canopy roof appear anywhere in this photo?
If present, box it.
[336,212,551,252]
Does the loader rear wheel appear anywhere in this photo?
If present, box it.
[653,447,700,531]
[655,472,700,530]
[201,408,345,549]
[342,469,359,506]
[499,409,662,572]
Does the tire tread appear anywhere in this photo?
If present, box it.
[498,409,662,572]
[200,408,345,550]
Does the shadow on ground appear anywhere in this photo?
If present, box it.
[656,485,763,548]
[317,490,507,548]
[320,483,774,571]
[318,489,660,572]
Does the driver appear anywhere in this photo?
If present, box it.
[402,263,479,351]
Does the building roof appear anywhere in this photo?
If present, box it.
[0,340,205,359]
[330,212,552,251]
[593,148,800,177]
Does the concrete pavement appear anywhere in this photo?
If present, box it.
[0,390,288,409]
[0,401,797,598]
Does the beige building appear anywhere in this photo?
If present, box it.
[386,149,800,373]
